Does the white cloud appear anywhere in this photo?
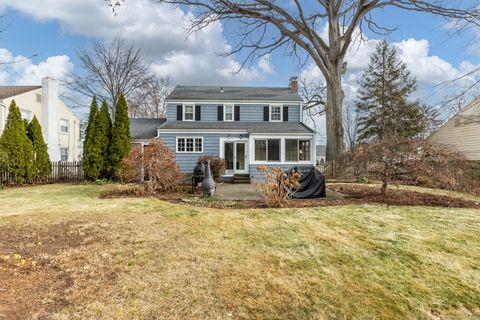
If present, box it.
[0,48,73,86]
[0,0,274,84]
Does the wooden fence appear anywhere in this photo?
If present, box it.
[0,161,84,186]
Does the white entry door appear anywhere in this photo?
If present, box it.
[224,141,248,175]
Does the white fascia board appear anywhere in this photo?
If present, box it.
[166,99,302,105]
[158,129,249,134]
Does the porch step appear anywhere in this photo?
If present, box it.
[233,174,251,184]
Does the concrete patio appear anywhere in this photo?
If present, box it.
[214,183,346,201]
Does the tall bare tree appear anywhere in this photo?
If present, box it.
[343,103,359,150]
[128,76,173,118]
[110,1,480,160]
[70,36,153,114]
[299,77,326,133]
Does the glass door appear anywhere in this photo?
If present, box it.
[223,141,248,175]
[235,142,247,173]
[225,142,235,175]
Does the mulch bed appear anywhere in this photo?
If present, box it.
[101,184,480,209]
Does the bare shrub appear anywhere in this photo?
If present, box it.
[119,139,183,193]
[198,155,226,182]
[256,166,301,207]
[336,138,478,195]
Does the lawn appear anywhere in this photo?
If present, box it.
[1,184,480,319]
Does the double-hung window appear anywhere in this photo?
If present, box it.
[20,109,32,121]
[60,119,69,134]
[270,104,282,122]
[224,104,234,121]
[285,139,311,162]
[183,104,194,121]
[60,147,68,161]
[177,137,203,153]
[254,139,280,162]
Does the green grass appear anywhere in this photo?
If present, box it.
[1,184,480,319]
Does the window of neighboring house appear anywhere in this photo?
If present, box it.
[60,147,68,161]
[60,119,69,134]
[183,104,194,121]
[176,137,203,153]
[285,139,311,162]
[36,94,42,103]
[254,139,281,162]
[20,109,32,121]
[270,105,282,122]
[224,104,234,121]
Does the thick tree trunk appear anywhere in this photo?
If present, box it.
[325,68,345,162]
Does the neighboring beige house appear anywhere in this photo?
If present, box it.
[0,77,81,161]
[429,97,480,160]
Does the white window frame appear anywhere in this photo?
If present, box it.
[60,147,69,161]
[60,118,69,134]
[183,103,195,121]
[285,138,312,162]
[20,109,32,121]
[176,137,203,153]
[224,104,234,122]
[250,135,314,165]
[269,104,283,122]
[36,94,42,103]
[253,138,281,162]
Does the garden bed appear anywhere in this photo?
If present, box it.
[100,183,480,209]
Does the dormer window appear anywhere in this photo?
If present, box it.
[224,104,234,121]
[183,104,194,121]
[270,104,282,122]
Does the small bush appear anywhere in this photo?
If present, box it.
[119,139,183,193]
[198,155,226,182]
[256,166,301,208]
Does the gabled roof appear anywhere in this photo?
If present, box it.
[0,86,42,100]
[130,118,167,140]
[167,85,303,102]
[158,121,314,134]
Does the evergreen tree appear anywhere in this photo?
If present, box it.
[82,97,99,180]
[85,100,111,180]
[27,116,52,179]
[109,93,131,178]
[0,100,34,183]
[356,40,426,142]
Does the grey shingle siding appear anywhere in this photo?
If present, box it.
[167,85,302,102]
[165,103,301,122]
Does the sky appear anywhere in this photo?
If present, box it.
[0,0,479,140]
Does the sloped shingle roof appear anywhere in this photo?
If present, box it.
[167,85,302,102]
[130,118,167,140]
[158,121,314,134]
[0,86,41,100]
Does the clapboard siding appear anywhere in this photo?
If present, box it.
[158,132,244,173]
[249,164,313,182]
[429,101,480,160]
[165,103,301,122]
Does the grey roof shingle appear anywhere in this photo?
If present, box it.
[167,85,302,102]
[130,118,166,140]
[0,86,41,99]
[158,121,314,134]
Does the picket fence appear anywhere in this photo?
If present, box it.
[0,161,84,186]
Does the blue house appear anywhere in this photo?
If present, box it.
[130,77,316,182]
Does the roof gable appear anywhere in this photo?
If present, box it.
[167,85,302,102]
[0,86,41,100]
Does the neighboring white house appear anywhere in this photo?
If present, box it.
[0,77,81,161]
[429,97,480,160]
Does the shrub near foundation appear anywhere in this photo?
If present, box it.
[198,155,226,182]
[256,166,301,207]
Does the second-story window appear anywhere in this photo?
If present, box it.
[60,119,69,134]
[20,109,32,121]
[270,105,282,121]
[224,104,233,121]
[183,104,194,121]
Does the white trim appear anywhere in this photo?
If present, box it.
[60,118,69,134]
[176,136,204,153]
[167,99,302,105]
[219,137,249,175]
[269,104,283,122]
[223,103,234,122]
[160,129,249,134]
[249,135,315,165]
[182,103,195,121]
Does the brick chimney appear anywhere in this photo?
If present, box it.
[289,76,298,92]
[41,77,60,161]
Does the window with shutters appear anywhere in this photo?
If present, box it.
[224,104,233,121]
[269,104,282,122]
[183,104,195,121]
[176,137,203,153]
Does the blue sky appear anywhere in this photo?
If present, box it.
[0,1,479,122]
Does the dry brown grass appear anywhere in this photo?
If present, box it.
[0,184,479,319]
